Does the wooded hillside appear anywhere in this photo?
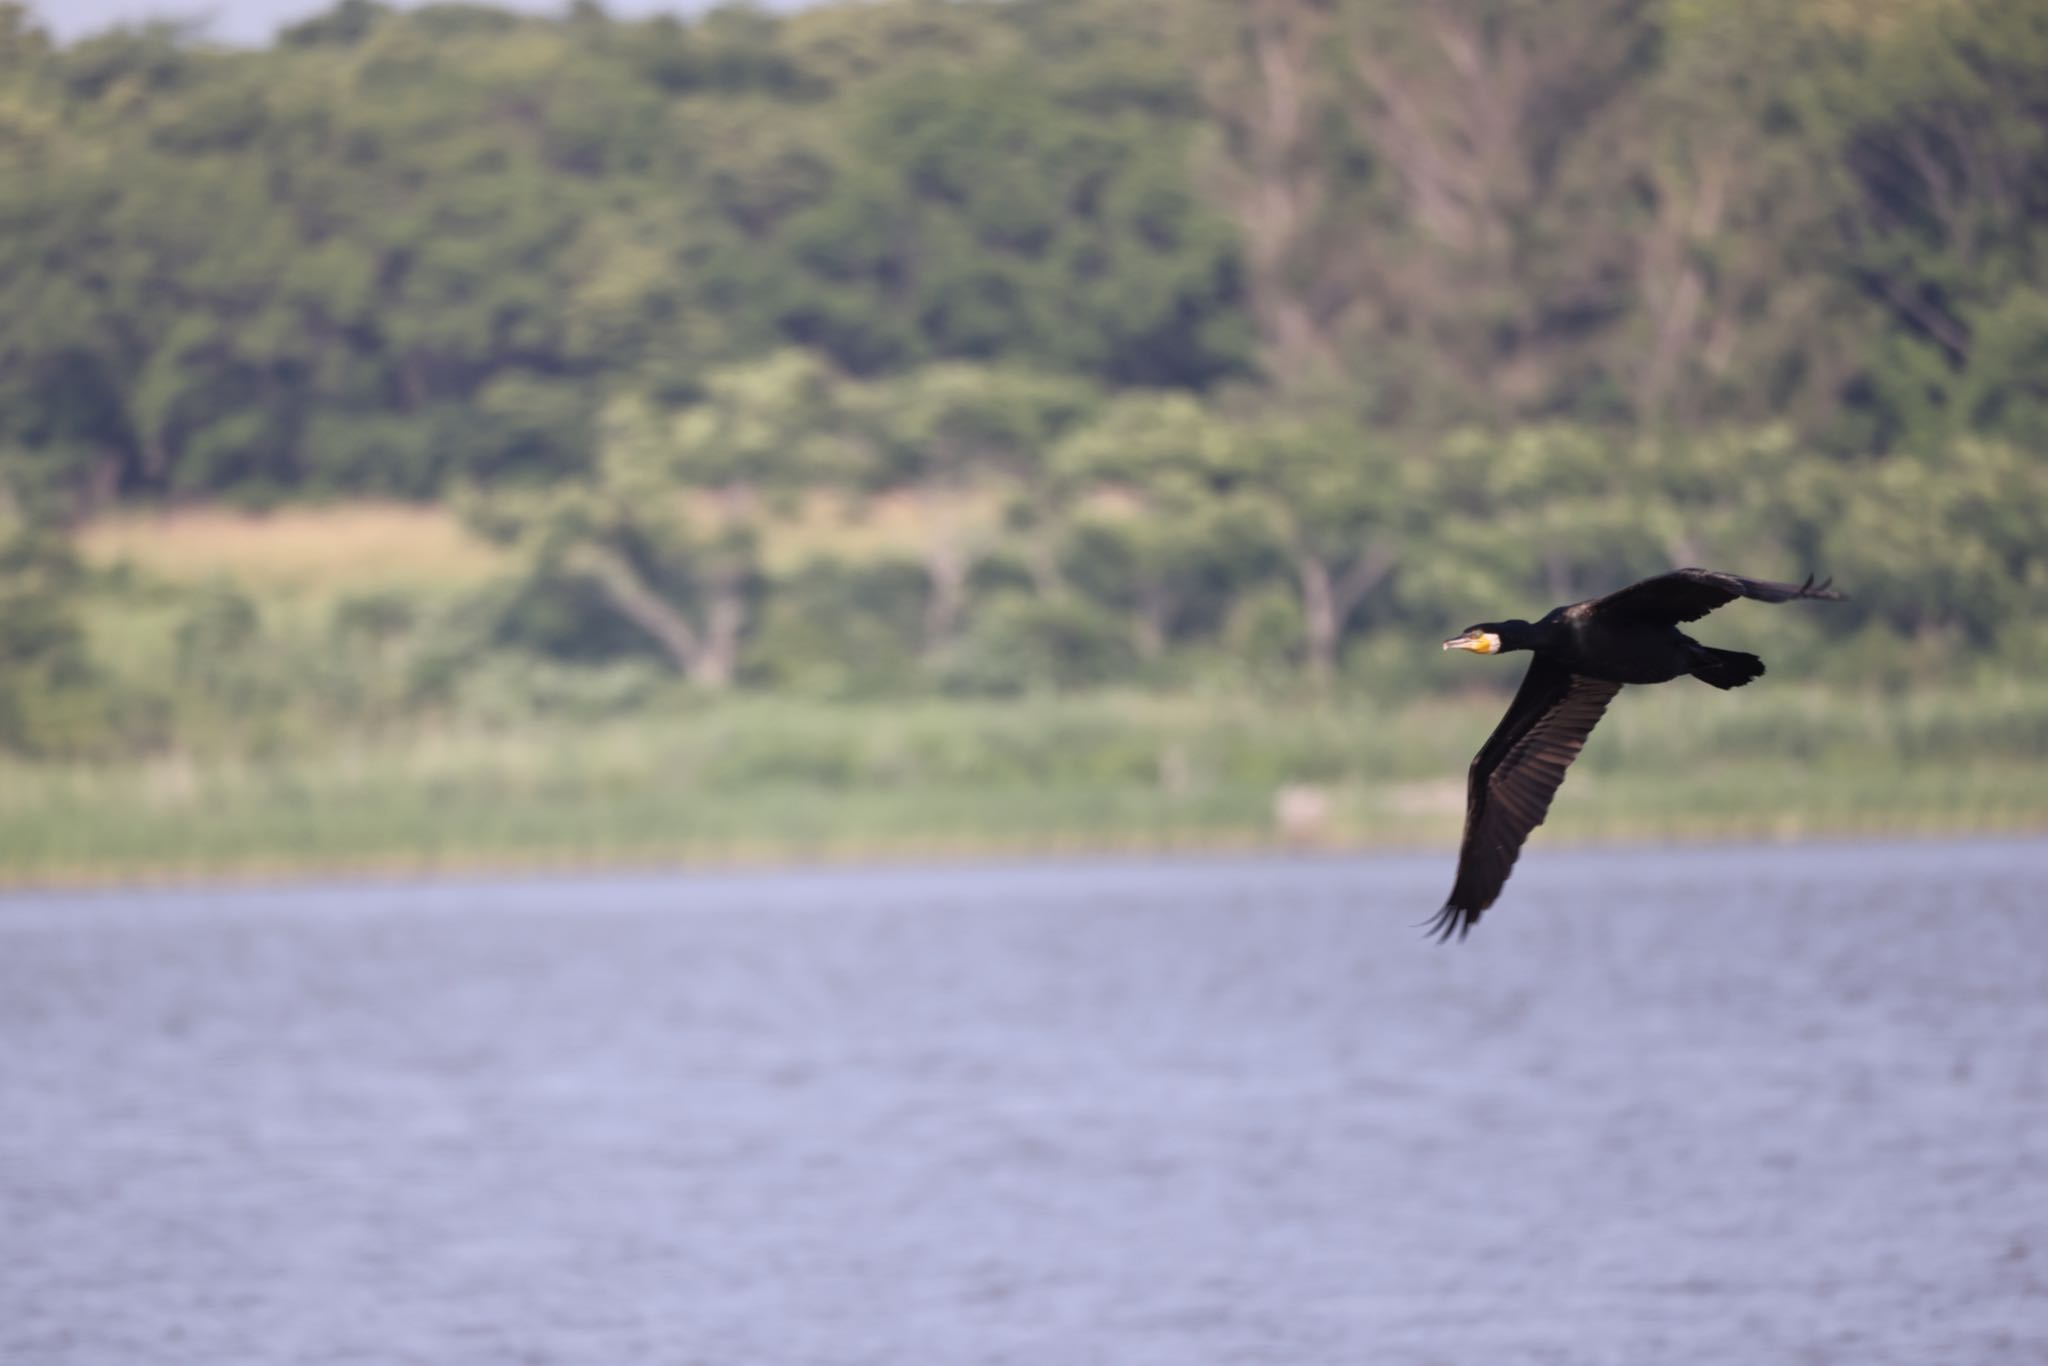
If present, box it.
[2,0,2045,760]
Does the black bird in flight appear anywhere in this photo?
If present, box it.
[1433,568,1843,941]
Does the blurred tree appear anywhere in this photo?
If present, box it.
[1333,0,1658,425]
[278,0,389,48]
[861,363,1098,656]
[1051,390,1268,660]
[1628,1,1858,431]
[938,592,1137,695]
[465,352,866,687]
[1816,0,2048,449]
[1227,408,1432,686]
[0,464,104,754]
[1191,0,1347,391]
[1822,439,2048,648]
[1193,0,1658,422]
[1,0,2045,713]
[743,553,928,696]
[774,57,1248,384]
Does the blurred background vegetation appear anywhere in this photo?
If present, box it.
[1,0,2045,879]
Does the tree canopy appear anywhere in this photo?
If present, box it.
[1,0,2044,745]
[4,0,2045,504]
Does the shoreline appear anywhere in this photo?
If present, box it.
[5,814,2042,898]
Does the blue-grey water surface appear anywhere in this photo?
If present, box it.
[3,839,2045,1364]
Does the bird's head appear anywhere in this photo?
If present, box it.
[1442,620,1533,656]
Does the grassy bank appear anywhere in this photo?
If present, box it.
[4,687,2043,887]
[22,506,2047,885]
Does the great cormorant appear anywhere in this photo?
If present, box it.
[1433,568,1843,940]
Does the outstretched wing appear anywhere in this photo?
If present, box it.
[1593,568,1842,626]
[1431,659,1622,941]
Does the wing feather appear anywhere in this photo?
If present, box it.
[1430,660,1621,940]
[1593,568,1842,626]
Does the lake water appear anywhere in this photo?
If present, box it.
[3,840,2044,1365]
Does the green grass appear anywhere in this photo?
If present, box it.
[3,688,2042,886]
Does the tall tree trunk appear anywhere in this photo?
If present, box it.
[697,581,746,690]
[922,536,970,657]
[1342,0,1651,420]
[1199,0,1343,389]
[1297,545,1397,687]
[1331,544,1398,630]
[1297,553,1338,688]
[1636,153,1730,422]
[1134,579,1173,660]
[1021,524,1065,599]
[571,543,734,690]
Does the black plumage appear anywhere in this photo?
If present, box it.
[1432,569,1844,941]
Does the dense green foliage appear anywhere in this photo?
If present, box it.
[0,0,1249,502]
[7,0,2045,495]
[2,0,2046,787]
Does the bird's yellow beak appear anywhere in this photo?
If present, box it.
[1442,631,1501,654]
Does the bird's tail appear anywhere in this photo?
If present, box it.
[1690,646,1765,690]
